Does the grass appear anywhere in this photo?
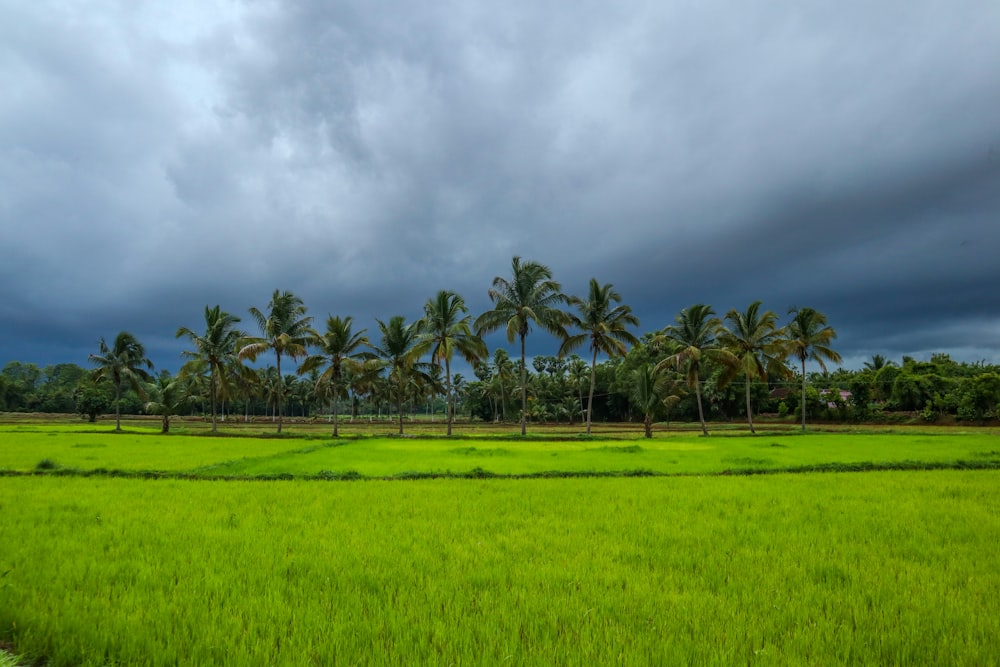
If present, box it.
[2,423,999,478]
[2,420,999,664]
[1,472,998,665]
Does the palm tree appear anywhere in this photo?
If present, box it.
[144,372,191,433]
[298,315,373,437]
[492,349,514,422]
[176,305,244,433]
[419,290,488,436]
[655,304,733,436]
[559,279,640,435]
[474,256,570,435]
[863,354,893,372]
[630,363,685,438]
[566,355,590,423]
[784,307,842,430]
[370,315,432,435]
[89,331,155,432]
[718,301,788,434]
[239,290,315,433]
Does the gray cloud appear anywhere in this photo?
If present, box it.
[2,0,999,372]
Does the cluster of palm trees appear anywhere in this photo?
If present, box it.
[90,255,840,436]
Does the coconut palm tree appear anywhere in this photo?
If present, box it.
[370,315,433,435]
[559,279,640,435]
[239,290,315,433]
[784,307,842,430]
[474,256,570,435]
[89,331,155,432]
[655,304,734,436]
[297,315,374,437]
[144,372,191,434]
[176,305,244,433]
[566,355,590,422]
[419,290,488,436]
[630,363,685,438]
[863,354,893,372]
[718,301,789,434]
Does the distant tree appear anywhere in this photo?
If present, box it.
[629,363,685,438]
[784,307,842,430]
[176,305,244,433]
[298,315,374,437]
[718,301,788,434]
[560,279,640,435]
[370,315,433,435]
[144,372,191,433]
[239,290,315,433]
[655,304,733,436]
[88,331,155,432]
[74,376,114,423]
[419,291,488,436]
[863,354,893,373]
[475,256,570,435]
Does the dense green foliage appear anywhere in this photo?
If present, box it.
[1,256,998,431]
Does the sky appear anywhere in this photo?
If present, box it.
[2,0,999,375]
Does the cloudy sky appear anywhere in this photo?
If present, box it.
[2,0,999,373]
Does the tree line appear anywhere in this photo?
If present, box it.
[2,256,998,434]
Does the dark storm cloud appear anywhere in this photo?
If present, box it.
[2,0,999,371]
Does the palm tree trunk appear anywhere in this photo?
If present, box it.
[210,371,218,433]
[695,377,708,436]
[745,372,755,434]
[644,415,652,438]
[397,379,404,435]
[519,335,527,436]
[445,358,453,437]
[115,382,122,432]
[332,391,340,437]
[586,349,598,435]
[276,353,283,434]
[801,357,807,431]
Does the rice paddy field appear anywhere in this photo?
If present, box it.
[2,420,999,665]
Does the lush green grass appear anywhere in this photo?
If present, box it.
[1,472,999,665]
[2,423,999,478]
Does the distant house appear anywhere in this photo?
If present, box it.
[820,389,852,408]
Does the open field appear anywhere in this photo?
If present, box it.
[1,422,999,478]
[2,472,999,665]
[2,419,999,664]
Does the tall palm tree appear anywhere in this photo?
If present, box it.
[655,304,734,436]
[784,307,842,430]
[370,315,432,435]
[630,363,685,438]
[419,290,488,436]
[718,301,788,434]
[176,305,244,433]
[559,279,640,435]
[239,290,315,433]
[474,256,570,435]
[88,331,155,432]
[298,315,374,437]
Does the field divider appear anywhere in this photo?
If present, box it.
[3,458,999,483]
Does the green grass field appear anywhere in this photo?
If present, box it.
[1,423,999,665]
[1,423,998,478]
